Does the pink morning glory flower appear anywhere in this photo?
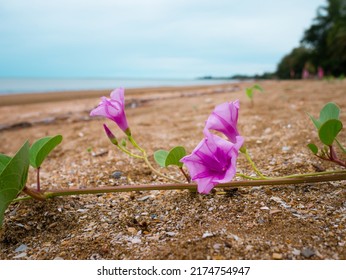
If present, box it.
[205,100,240,143]
[181,130,244,194]
[90,88,130,135]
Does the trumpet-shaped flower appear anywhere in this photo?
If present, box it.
[90,88,130,135]
[181,130,244,194]
[205,100,240,143]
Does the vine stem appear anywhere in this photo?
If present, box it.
[335,138,346,153]
[267,169,346,179]
[116,144,144,159]
[126,134,184,184]
[36,167,41,192]
[240,147,268,179]
[14,172,346,202]
[329,145,346,168]
[128,135,146,153]
[179,167,191,183]
[142,155,183,184]
[237,170,346,180]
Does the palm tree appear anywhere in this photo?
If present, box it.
[301,0,346,76]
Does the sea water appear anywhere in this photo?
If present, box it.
[0,78,236,95]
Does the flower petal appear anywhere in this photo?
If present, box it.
[195,177,215,194]
[205,100,240,143]
[182,100,244,194]
[110,87,125,104]
[90,103,107,117]
[90,88,129,133]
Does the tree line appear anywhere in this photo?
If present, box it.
[276,0,346,79]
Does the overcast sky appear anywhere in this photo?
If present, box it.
[0,0,326,78]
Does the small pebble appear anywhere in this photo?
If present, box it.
[264,127,272,134]
[15,244,28,253]
[13,252,27,259]
[129,237,141,244]
[292,248,301,256]
[111,171,123,179]
[202,232,214,238]
[282,146,291,152]
[137,195,152,201]
[269,209,281,215]
[245,245,253,251]
[166,232,176,237]
[302,248,315,258]
[92,150,108,157]
[127,227,137,235]
[150,214,158,219]
[272,253,283,260]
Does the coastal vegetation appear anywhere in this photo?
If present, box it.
[277,0,346,79]
[203,0,346,80]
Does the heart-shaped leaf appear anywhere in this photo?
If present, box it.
[308,102,340,130]
[154,146,186,168]
[0,154,12,174]
[318,119,343,146]
[308,113,322,130]
[246,85,263,101]
[319,102,340,123]
[307,143,318,155]
[154,150,169,167]
[29,135,63,168]
[253,84,263,92]
[0,142,30,228]
[245,88,253,100]
[165,146,186,168]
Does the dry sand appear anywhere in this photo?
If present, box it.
[0,80,345,260]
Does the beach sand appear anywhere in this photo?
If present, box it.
[0,80,345,259]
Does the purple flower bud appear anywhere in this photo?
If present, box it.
[181,130,244,194]
[90,88,130,135]
[103,124,118,145]
[205,100,240,143]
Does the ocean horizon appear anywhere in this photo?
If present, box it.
[0,77,237,95]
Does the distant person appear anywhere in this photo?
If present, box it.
[290,69,295,79]
[302,68,310,79]
[318,67,324,79]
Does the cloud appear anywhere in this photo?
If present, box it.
[0,0,326,77]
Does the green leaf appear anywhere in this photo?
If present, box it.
[154,146,187,168]
[308,102,340,130]
[165,146,186,168]
[245,88,253,99]
[307,143,318,154]
[319,102,340,123]
[0,154,12,174]
[0,142,30,228]
[307,113,322,130]
[318,119,343,146]
[29,135,63,168]
[253,84,263,92]
[154,150,169,167]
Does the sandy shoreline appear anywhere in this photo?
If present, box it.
[1,80,345,260]
[0,82,241,131]
[0,83,237,106]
